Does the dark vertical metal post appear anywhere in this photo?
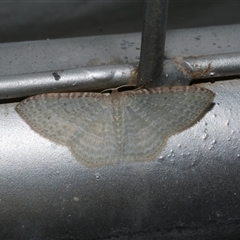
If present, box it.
[138,0,169,85]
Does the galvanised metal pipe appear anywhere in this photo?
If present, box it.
[1,52,240,99]
[0,64,138,99]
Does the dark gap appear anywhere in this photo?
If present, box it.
[117,85,136,92]
[0,97,26,105]
[190,75,240,85]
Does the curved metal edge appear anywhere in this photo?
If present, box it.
[0,64,138,99]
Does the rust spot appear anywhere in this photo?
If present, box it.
[128,67,138,86]
[174,57,212,79]
[189,62,212,79]
[174,57,189,76]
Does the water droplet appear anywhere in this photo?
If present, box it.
[158,156,164,161]
[73,197,79,202]
[211,139,217,144]
[95,173,100,180]
[202,133,208,140]
[210,72,215,76]
[237,154,240,158]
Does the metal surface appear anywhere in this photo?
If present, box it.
[149,52,240,87]
[1,25,240,99]
[176,52,240,80]
[2,1,240,43]
[0,64,137,99]
[1,53,239,99]
[0,53,240,99]
[0,24,239,77]
[0,24,240,239]
[0,80,240,239]
[138,0,169,85]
